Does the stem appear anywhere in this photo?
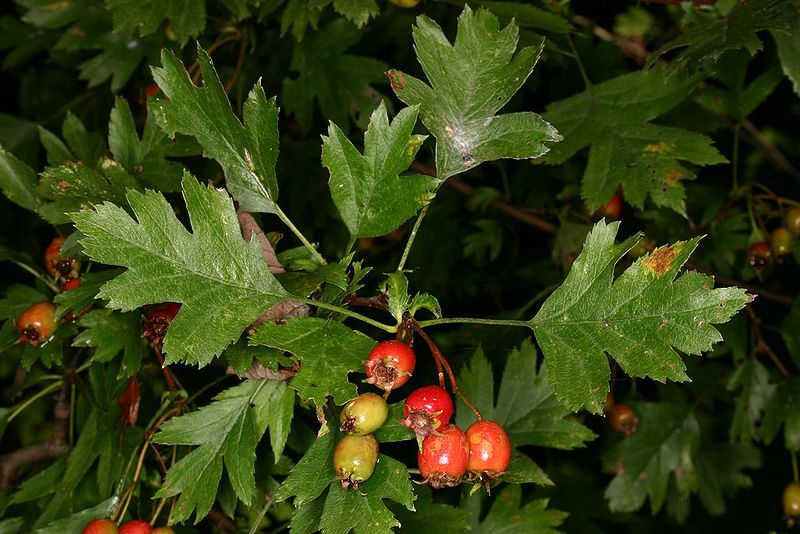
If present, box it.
[406,315,482,421]
[12,260,59,293]
[567,34,593,93]
[274,205,326,265]
[248,497,274,534]
[397,204,429,272]
[298,298,396,333]
[8,380,63,423]
[732,123,740,190]
[417,317,531,329]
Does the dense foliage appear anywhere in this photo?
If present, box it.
[0,0,799,532]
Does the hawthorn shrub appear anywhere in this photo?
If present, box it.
[0,0,799,532]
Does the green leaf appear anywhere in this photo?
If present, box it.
[250,317,375,406]
[155,379,294,522]
[391,485,469,534]
[373,401,415,443]
[38,158,143,224]
[387,6,561,180]
[72,309,145,378]
[542,67,726,215]
[648,0,792,71]
[71,173,289,366]
[77,32,159,92]
[104,0,206,44]
[323,102,435,238]
[782,298,800,369]
[53,269,120,321]
[727,358,775,443]
[61,112,106,166]
[33,497,117,534]
[457,341,596,450]
[759,378,800,452]
[469,485,566,533]
[0,144,42,212]
[282,19,386,134]
[325,0,380,28]
[530,221,751,413]
[109,97,192,192]
[477,1,573,33]
[772,4,800,96]
[152,45,281,213]
[276,430,336,506]
[602,402,699,514]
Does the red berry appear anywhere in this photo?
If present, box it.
[786,207,800,235]
[119,520,152,534]
[418,424,469,489]
[402,385,454,445]
[596,194,623,220]
[143,303,181,346]
[340,392,388,435]
[364,340,416,392]
[61,277,82,291]
[785,481,800,517]
[82,519,118,534]
[142,83,160,100]
[608,403,639,436]
[465,421,511,481]
[16,301,57,346]
[44,236,80,280]
[748,241,772,272]
[333,434,379,491]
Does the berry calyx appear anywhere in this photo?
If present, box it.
[364,340,416,392]
[748,241,772,270]
[16,301,57,346]
[334,434,379,491]
[82,519,118,534]
[143,303,181,346]
[465,420,511,484]
[118,520,152,534]
[44,236,81,280]
[402,385,454,446]
[340,392,389,435]
[786,207,800,235]
[785,481,800,517]
[418,424,469,489]
[608,403,639,436]
[772,227,793,256]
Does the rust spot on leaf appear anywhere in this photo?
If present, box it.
[644,141,674,154]
[665,170,685,184]
[59,180,69,191]
[642,245,679,276]
[386,70,405,91]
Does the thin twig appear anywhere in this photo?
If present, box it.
[746,306,791,378]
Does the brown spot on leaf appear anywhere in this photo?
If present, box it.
[386,70,405,91]
[642,245,678,276]
[59,180,69,191]
[644,141,674,154]
[665,170,685,184]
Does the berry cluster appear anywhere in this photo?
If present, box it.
[332,338,512,493]
[81,518,173,533]
[748,206,800,276]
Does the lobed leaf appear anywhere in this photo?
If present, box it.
[530,221,751,414]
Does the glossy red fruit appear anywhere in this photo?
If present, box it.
[16,301,57,346]
[61,277,82,291]
[340,392,388,435]
[465,421,511,480]
[142,83,160,100]
[82,518,118,534]
[595,194,623,220]
[772,227,793,256]
[333,434,379,490]
[143,303,181,346]
[748,241,772,271]
[608,403,639,436]
[118,520,151,534]
[44,236,80,280]
[786,207,800,235]
[402,385,454,445]
[785,481,800,517]
[364,340,416,392]
[418,424,469,489]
